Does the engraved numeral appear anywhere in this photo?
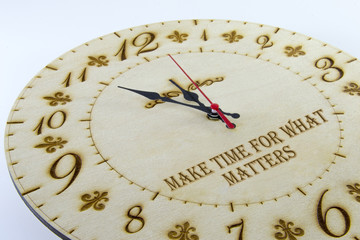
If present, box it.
[33,117,46,135]
[33,110,67,135]
[133,32,159,55]
[125,205,145,234]
[115,39,127,61]
[62,72,72,87]
[50,153,82,195]
[201,29,208,41]
[115,32,159,61]
[256,35,273,49]
[78,67,87,82]
[317,189,351,237]
[227,219,244,240]
[62,68,87,87]
[315,57,344,82]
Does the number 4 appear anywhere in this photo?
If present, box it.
[227,219,244,240]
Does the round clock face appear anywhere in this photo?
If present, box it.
[5,19,360,239]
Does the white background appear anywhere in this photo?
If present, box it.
[1,0,360,239]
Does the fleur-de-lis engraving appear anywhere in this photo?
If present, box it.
[35,136,68,153]
[343,82,360,96]
[274,219,304,240]
[43,92,72,106]
[168,31,189,43]
[284,46,306,57]
[168,222,199,240]
[222,31,243,43]
[80,191,109,212]
[88,55,109,67]
[347,183,360,202]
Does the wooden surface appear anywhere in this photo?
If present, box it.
[2,0,356,239]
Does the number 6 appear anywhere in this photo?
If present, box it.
[317,189,351,237]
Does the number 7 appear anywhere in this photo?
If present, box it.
[227,219,244,240]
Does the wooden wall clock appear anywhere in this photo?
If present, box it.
[4,19,360,239]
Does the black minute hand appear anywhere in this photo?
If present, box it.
[117,85,211,114]
[118,84,240,119]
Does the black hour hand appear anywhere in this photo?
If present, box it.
[118,86,163,101]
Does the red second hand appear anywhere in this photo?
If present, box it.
[168,54,235,129]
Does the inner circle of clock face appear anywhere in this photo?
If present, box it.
[90,52,340,204]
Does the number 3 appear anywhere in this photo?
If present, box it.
[315,57,344,82]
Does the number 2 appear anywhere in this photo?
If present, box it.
[256,35,273,49]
